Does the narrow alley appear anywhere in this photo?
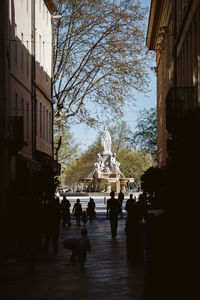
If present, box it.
[0,218,145,300]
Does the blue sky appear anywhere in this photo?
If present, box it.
[70,0,156,152]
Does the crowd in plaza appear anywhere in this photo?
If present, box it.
[5,189,167,271]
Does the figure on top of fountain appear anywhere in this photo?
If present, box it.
[101,127,112,155]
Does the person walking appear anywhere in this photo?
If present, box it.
[118,190,125,219]
[61,196,71,226]
[82,210,88,227]
[43,197,61,256]
[107,191,121,239]
[72,199,82,226]
[125,194,144,263]
[87,197,96,222]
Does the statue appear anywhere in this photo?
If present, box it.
[97,153,104,167]
[94,162,102,177]
[101,127,112,155]
[84,127,127,193]
[111,153,120,172]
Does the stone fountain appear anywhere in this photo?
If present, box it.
[81,127,134,193]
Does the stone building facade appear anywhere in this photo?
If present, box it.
[0,0,59,254]
[147,0,200,166]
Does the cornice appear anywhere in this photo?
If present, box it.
[146,0,163,50]
[44,0,57,14]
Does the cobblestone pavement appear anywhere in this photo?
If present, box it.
[0,218,145,300]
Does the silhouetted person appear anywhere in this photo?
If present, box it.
[125,194,143,225]
[23,194,43,271]
[77,228,91,266]
[61,195,71,226]
[87,197,96,222]
[144,199,169,300]
[82,210,88,227]
[118,190,125,218]
[44,197,61,255]
[72,199,82,226]
[125,194,144,263]
[107,191,121,239]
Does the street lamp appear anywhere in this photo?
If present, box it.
[52,15,61,19]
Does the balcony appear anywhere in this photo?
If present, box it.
[166,87,197,136]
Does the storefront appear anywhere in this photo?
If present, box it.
[35,150,61,198]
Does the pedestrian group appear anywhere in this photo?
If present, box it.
[11,191,146,269]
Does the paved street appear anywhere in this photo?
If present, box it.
[0,216,145,300]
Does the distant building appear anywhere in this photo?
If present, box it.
[0,0,60,248]
[146,0,200,166]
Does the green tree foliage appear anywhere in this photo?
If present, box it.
[53,0,151,126]
[54,124,79,165]
[128,107,157,156]
[64,142,102,187]
[117,148,153,184]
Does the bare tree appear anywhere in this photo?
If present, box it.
[53,0,151,126]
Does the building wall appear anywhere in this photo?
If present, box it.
[35,0,52,91]
[36,89,53,154]
[147,0,200,166]
[9,0,32,159]
[8,0,55,161]
[0,0,58,258]
[0,0,10,255]
[35,0,53,156]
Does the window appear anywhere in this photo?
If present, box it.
[21,98,24,117]
[43,41,45,67]
[15,24,17,64]
[43,106,45,140]
[26,41,29,76]
[43,2,45,19]
[46,10,49,26]
[39,35,42,65]
[49,112,52,144]
[27,103,29,140]
[36,100,38,136]
[46,109,48,143]
[46,68,48,83]
[40,102,42,138]
[35,34,37,60]
[15,93,18,116]
[21,33,24,72]
[21,98,24,134]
